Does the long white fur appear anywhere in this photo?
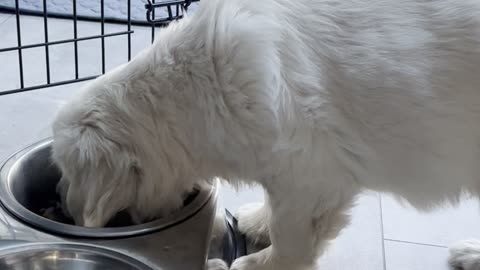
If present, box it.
[51,0,480,269]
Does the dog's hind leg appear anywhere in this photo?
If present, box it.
[449,240,480,270]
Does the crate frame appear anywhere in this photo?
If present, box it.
[0,0,195,96]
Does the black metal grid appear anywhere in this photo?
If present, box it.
[0,0,196,96]
[146,0,199,42]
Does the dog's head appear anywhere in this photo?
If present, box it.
[50,63,202,226]
[52,112,142,227]
[51,84,190,227]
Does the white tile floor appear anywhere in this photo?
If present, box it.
[0,14,10,25]
[1,14,479,270]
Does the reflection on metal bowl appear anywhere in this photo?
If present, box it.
[0,242,153,270]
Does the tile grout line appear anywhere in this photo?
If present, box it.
[378,194,388,270]
[0,14,13,27]
[383,238,449,249]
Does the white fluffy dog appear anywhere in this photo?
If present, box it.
[51,0,480,269]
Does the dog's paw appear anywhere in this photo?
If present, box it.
[236,203,270,246]
[231,248,312,270]
[207,259,229,270]
[231,249,271,270]
[449,240,480,270]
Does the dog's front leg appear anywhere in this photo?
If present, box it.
[231,187,320,269]
[231,189,317,270]
[231,181,355,270]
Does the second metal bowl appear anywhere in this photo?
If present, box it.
[0,242,153,270]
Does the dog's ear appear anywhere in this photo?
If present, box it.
[54,124,140,227]
[82,127,140,227]
[80,162,139,227]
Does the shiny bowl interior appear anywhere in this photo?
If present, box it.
[0,242,153,270]
[4,145,138,227]
[0,139,214,238]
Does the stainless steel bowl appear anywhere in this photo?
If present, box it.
[0,139,215,238]
[0,242,153,270]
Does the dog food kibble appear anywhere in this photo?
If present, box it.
[38,199,134,227]
[39,202,74,224]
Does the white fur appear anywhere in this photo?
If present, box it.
[450,240,480,270]
[208,259,229,270]
[51,0,480,269]
[236,202,271,246]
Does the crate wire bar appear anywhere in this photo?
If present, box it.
[43,0,50,84]
[73,0,79,79]
[14,0,23,90]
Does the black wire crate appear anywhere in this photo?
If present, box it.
[0,0,196,96]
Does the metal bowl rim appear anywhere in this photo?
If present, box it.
[0,138,217,238]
